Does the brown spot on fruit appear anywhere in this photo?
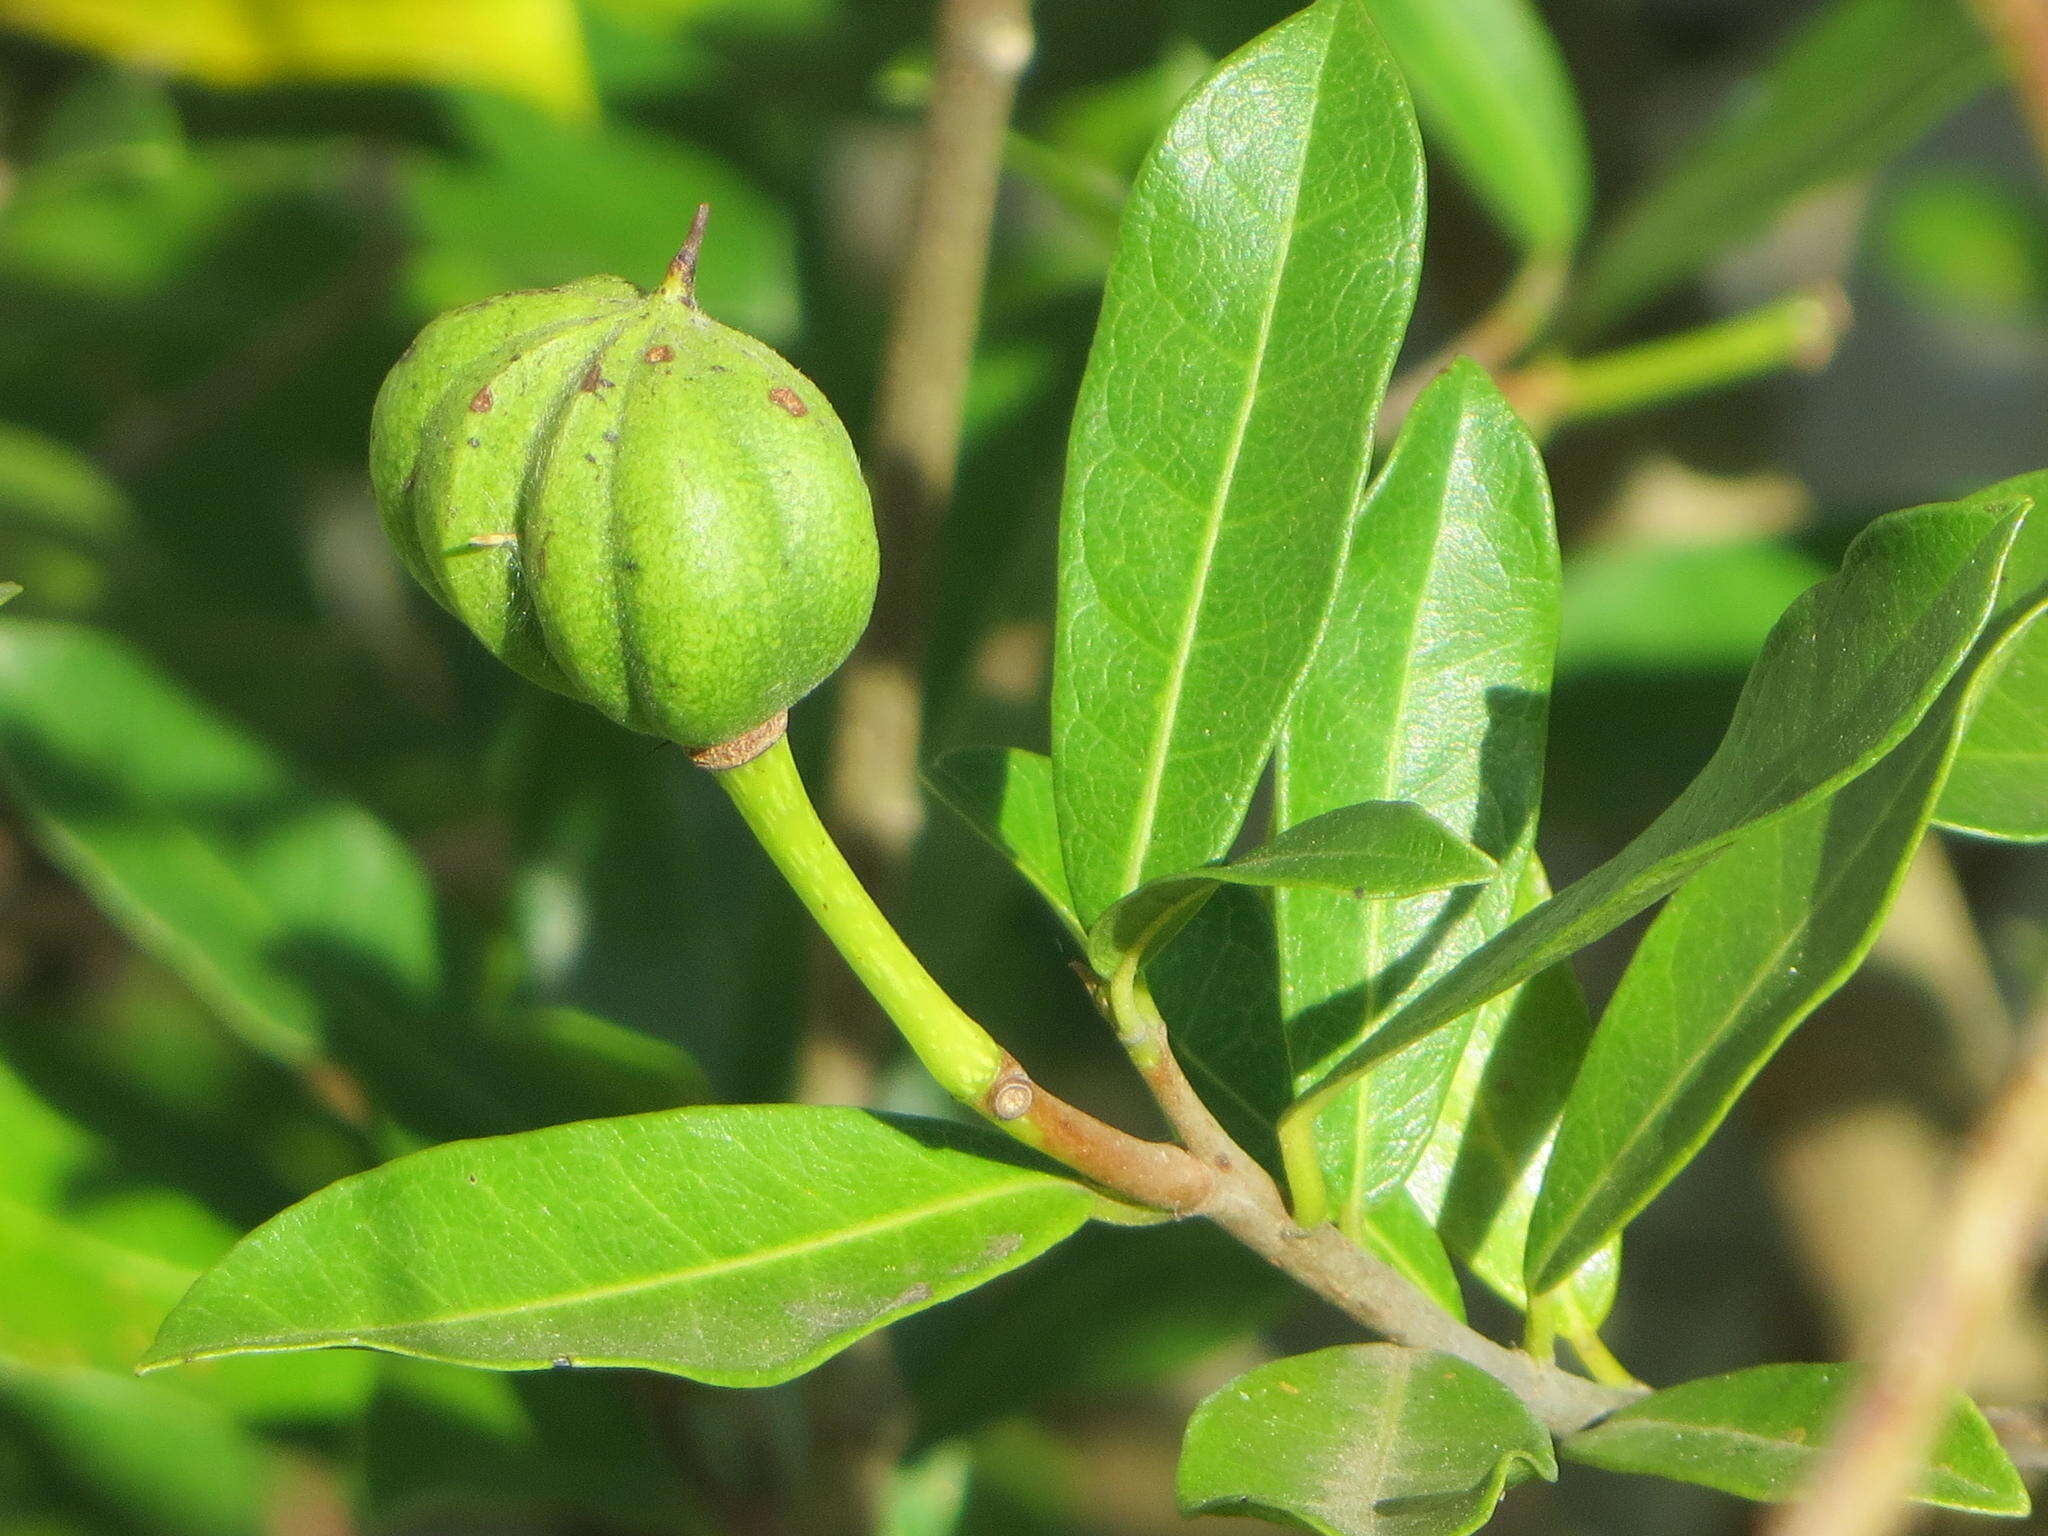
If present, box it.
[769,386,808,418]
[469,387,494,413]
[644,344,675,364]
[580,363,610,393]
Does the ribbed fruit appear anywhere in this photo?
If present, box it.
[369,230,877,751]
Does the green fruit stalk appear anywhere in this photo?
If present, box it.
[369,208,877,753]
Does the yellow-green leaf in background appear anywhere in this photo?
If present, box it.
[0,0,597,120]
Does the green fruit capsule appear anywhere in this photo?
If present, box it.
[370,210,877,752]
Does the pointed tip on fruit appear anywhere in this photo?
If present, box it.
[659,204,713,307]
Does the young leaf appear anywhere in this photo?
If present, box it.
[1568,0,1994,334]
[0,621,439,1074]
[1346,1186,1466,1321]
[1527,483,2048,1292]
[1425,875,1616,1327]
[1178,1344,1556,1536]
[1274,360,1560,1235]
[1528,677,2010,1290]
[1361,0,1590,255]
[141,1106,1092,1387]
[1937,639,2048,840]
[1938,468,2048,842]
[1088,800,1494,979]
[923,746,1083,941]
[1561,1364,2028,1514]
[1296,500,2030,1120]
[1051,0,1425,924]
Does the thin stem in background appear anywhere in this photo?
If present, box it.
[1768,982,2048,1536]
[1507,285,1850,439]
[1966,0,2048,180]
[801,0,1035,1106]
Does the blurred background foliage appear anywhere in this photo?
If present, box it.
[0,0,2041,1534]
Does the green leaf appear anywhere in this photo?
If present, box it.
[1939,637,2048,840]
[142,1106,1092,1386]
[1426,867,1616,1326]
[1939,469,2048,842]
[1528,682,2013,1289]
[924,747,1083,941]
[0,621,439,1073]
[1299,500,2030,1119]
[1275,360,1560,1236]
[1089,800,1494,978]
[1051,0,1425,924]
[1178,1345,1556,1536]
[1528,483,2048,1292]
[1568,0,1994,334]
[1345,1187,1465,1321]
[1561,1364,2028,1514]
[1361,0,1589,254]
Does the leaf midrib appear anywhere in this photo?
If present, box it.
[179,1177,1061,1348]
[1115,12,1335,899]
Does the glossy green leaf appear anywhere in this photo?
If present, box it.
[1345,1186,1465,1320]
[1939,469,2048,841]
[1424,867,1616,1326]
[1051,0,1425,924]
[924,747,1083,941]
[0,621,439,1073]
[1089,800,1494,978]
[1299,500,2029,1115]
[142,1106,1092,1386]
[1562,1364,2027,1514]
[1528,482,2048,1290]
[1178,1345,1555,1536]
[1568,0,1994,334]
[1275,360,1560,1233]
[1362,0,1589,254]
[1529,666,2029,1291]
[1938,638,2048,840]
